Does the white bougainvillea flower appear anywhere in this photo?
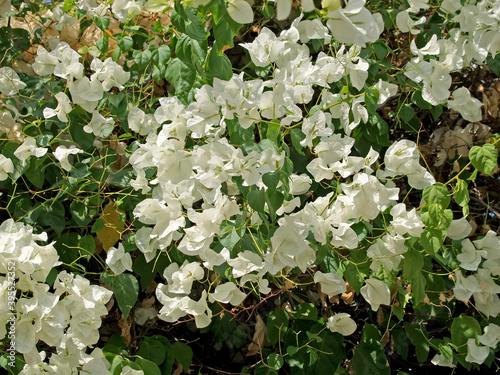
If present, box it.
[121,365,145,375]
[43,92,73,123]
[32,46,59,76]
[0,67,26,96]
[275,0,291,20]
[52,5,76,31]
[453,270,480,301]
[91,58,131,91]
[134,306,157,326]
[112,0,142,22]
[390,203,424,237]
[431,353,455,368]
[13,138,47,166]
[128,106,160,136]
[374,79,398,105]
[83,111,115,136]
[289,173,312,195]
[474,230,500,259]
[227,0,253,24]
[446,218,472,240]
[325,0,384,47]
[465,339,490,364]
[0,154,14,181]
[240,28,284,67]
[447,87,483,122]
[478,324,500,348]
[227,250,264,278]
[396,10,426,35]
[360,278,391,311]
[53,145,83,172]
[457,239,487,271]
[314,271,346,296]
[106,243,133,275]
[297,19,331,44]
[327,313,357,336]
[163,261,204,295]
[209,282,247,306]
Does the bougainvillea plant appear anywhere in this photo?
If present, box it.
[1,0,500,374]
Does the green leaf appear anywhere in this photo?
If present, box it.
[226,118,254,145]
[136,337,167,365]
[420,228,443,256]
[118,36,134,52]
[266,119,281,144]
[133,49,152,69]
[172,342,193,370]
[267,353,284,370]
[410,271,426,305]
[165,58,196,102]
[206,43,232,81]
[38,201,66,236]
[399,103,414,124]
[309,330,345,373]
[290,128,306,155]
[404,323,429,363]
[95,16,110,31]
[79,234,95,260]
[454,179,470,207]
[267,309,289,345]
[213,18,235,51]
[262,171,281,190]
[151,45,171,66]
[351,324,390,375]
[469,143,498,176]
[290,303,318,321]
[422,183,451,207]
[248,189,265,213]
[135,357,161,375]
[133,254,157,290]
[266,189,284,220]
[175,34,207,73]
[25,156,45,189]
[112,273,139,318]
[96,36,109,55]
[403,250,424,279]
[451,315,482,355]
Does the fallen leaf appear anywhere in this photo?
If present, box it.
[341,282,355,305]
[118,313,133,347]
[97,201,125,252]
[246,315,269,356]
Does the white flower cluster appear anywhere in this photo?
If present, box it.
[33,41,130,119]
[0,220,114,374]
[122,17,444,333]
[454,231,500,318]
[402,1,500,120]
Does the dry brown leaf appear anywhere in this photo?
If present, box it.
[439,293,447,304]
[341,282,355,305]
[382,331,391,348]
[142,296,156,308]
[144,281,158,296]
[97,201,125,252]
[376,308,385,325]
[118,314,133,347]
[172,364,183,375]
[328,294,340,304]
[246,315,268,357]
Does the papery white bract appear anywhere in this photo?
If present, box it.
[0,67,26,96]
[327,313,357,336]
[0,154,14,181]
[360,278,391,311]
